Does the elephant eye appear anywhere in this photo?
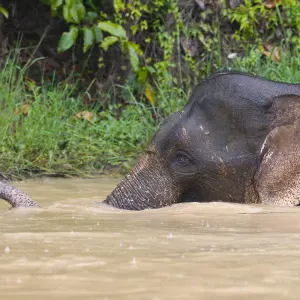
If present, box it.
[171,151,196,170]
[175,155,191,167]
[171,151,197,175]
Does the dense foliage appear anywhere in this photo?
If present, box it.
[41,0,300,94]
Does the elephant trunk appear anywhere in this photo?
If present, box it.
[0,182,39,208]
[105,154,180,210]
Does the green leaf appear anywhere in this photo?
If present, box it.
[137,68,148,84]
[76,2,86,21]
[131,25,138,35]
[65,0,75,7]
[98,21,127,38]
[70,4,79,23]
[50,0,63,10]
[67,1,86,23]
[127,41,142,56]
[93,25,103,43]
[101,36,119,51]
[83,27,95,53]
[58,26,79,53]
[114,0,125,13]
[146,66,156,74]
[86,11,98,21]
[63,4,71,22]
[127,42,140,72]
[0,4,9,18]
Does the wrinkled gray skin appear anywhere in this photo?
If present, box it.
[2,72,300,209]
[0,181,39,207]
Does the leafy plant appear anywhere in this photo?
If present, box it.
[40,0,100,53]
[37,0,300,103]
[38,0,226,102]
[222,0,300,47]
[0,4,8,18]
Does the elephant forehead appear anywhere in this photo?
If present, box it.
[152,110,261,164]
[153,115,208,153]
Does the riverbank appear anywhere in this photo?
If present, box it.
[1,48,300,180]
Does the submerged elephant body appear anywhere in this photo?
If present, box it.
[2,72,300,209]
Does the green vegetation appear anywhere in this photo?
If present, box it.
[0,51,187,178]
[41,0,300,88]
[2,1,298,98]
[227,48,300,82]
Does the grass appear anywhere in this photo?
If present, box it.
[0,46,300,179]
[0,54,187,178]
[226,47,300,83]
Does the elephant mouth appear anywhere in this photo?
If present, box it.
[105,192,144,210]
[179,189,201,203]
[105,182,175,210]
[104,193,119,208]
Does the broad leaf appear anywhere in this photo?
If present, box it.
[127,41,142,55]
[146,66,155,74]
[98,21,127,38]
[58,26,78,53]
[65,0,75,7]
[101,36,119,51]
[70,4,79,23]
[127,42,140,72]
[86,11,98,21]
[0,4,9,18]
[131,25,138,35]
[68,1,86,23]
[76,2,86,21]
[83,27,95,53]
[93,25,103,43]
[63,4,71,22]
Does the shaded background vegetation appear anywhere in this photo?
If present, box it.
[0,0,300,179]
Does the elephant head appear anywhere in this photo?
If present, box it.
[105,72,300,210]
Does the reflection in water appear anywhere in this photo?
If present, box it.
[1,178,300,299]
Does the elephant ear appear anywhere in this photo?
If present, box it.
[255,95,300,206]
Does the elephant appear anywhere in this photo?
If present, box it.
[2,72,300,209]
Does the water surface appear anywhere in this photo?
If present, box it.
[1,178,300,299]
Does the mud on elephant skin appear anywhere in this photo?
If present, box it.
[2,72,300,209]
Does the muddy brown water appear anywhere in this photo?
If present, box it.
[1,178,300,299]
